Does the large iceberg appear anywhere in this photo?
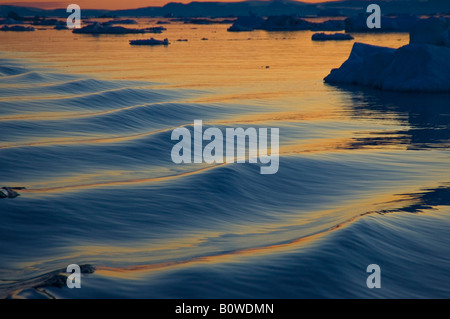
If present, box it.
[324,18,450,93]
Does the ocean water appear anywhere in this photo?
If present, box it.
[0,19,449,299]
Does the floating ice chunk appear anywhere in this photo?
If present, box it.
[227,15,344,32]
[324,43,395,85]
[227,15,265,32]
[0,25,34,31]
[129,38,170,45]
[324,42,450,92]
[227,24,255,32]
[105,19,138,25]
[73,22,150,34]
[0,186,26,199]
[262,15,344,31]
[312,32,354,41]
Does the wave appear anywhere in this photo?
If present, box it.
[1,55,449,299]
[2,186,448,298]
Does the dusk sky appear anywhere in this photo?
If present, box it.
[0,0,342,10]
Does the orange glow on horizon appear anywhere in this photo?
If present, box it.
[0,0,341,10]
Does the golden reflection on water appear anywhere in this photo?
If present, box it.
[18,137,410,194]
[4,20,442,284]
[17,184,429,281]
[90,188,433,280]
[0,19,409,95]
[0,20,411,162]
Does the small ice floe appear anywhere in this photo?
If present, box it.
[0,25,34,32]
[129,38,170,46]
[0,187,26,199]
[312,32,354,41]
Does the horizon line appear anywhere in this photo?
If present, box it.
[0,0,344,11]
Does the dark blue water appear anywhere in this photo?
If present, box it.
[0,55,449,299]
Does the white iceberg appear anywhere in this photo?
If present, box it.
[325,18,450,93]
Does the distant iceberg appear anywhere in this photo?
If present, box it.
[227,15,265,32]
[144,26,166,34]
[324,18,450,93]
[184,18,234,25]
[104,19,138,25]
[129,38,170,46]
[0,18,25,25]
[227,15,344,32]
[227,24,255,32]
[262,15,344,32]
[312,32,354,41]
[0,25,34,31]
[73,22,150,34]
